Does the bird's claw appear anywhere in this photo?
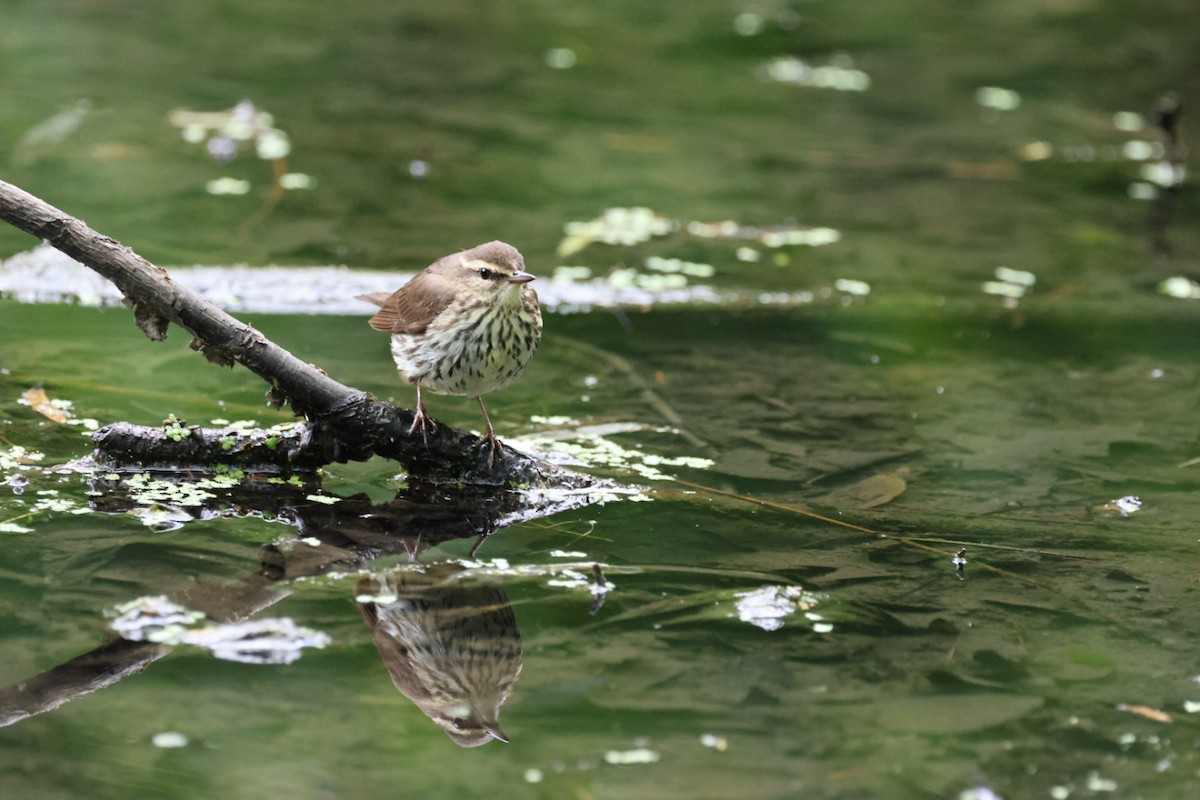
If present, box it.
[408,406,437,445]
[478,432,504,467]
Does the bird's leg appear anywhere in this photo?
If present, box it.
[470,517,498,557]
[476,395,503,465]
[409,384,436,445]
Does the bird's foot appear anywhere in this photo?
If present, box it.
[473,397,504,467]
[477,430,505,467]
[408,405,437,445]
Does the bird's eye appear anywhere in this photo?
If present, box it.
[478,268,493,280]
[452,718,466,730]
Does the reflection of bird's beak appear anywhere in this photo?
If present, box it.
[485,723,510,743]
[507,271,535,284]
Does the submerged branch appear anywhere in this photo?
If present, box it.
[0,178,589,487]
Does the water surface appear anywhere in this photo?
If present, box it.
[2,1,1200,798]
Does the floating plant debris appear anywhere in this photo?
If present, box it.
[1159,276,1200,300]
[557,207,840,258]
[603,748,661,766]
[558,207,677,257]
[758,56,870,92]
[170,99,290,165]
[983,266,1036,308]
[975,86,1021,111]
[1102,495,1142,517]
[521,420,712,482]
[3,238,831,314]
[151,732,190,749]
[733,585,824,632]
[544,47,577,69]
[108,595,330,664]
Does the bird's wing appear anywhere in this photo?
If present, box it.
[360,270,457,335]
[355,291,392,308]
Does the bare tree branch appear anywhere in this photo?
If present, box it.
[0,179,590,487]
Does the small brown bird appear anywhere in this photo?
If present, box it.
[357,241,542,461]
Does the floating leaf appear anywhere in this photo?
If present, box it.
[876,694,1043,733]
[819,466,910,509]
[1116,703,1173,723]
[19,387,73,424]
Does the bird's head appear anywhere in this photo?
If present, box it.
[448,241,536,298]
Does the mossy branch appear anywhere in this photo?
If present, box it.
[0,178,588,487]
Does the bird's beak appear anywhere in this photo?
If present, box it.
[507,270,535,284]
[484,723,510,743]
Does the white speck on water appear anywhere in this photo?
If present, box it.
[1111,495,1142,516]
[151,731,189,749]
[604,748,660,765]
[545,48,577,69]
[994,266,1036,286]
[205,177,251,195]
[1122,140,1154,161]
[1113,111,1145,131]
[975,86,1021,110]
[958,787,1004,800]
[733,12,763,36]
[1129,182,1159,200]
[279,172,316,190]
[1141,161,1186,188]
[834,278,870,296]
[1018,140,1053,161]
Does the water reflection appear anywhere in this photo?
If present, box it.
[0,477,568,738]
[358,566,521,747]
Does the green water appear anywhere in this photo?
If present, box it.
[3,1,1200,798]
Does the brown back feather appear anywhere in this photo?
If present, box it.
[355,291,392,308]
[359,268,458,335]
[358,241,525,334]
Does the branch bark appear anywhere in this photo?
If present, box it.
[0,179,588,487]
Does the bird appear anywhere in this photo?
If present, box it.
[357,241,542,463]
[357,567,523,747]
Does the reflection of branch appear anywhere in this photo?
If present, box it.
[0,564,288,729]
[0,479,593,729]
[0,179,591,488]
[0,638,167,727]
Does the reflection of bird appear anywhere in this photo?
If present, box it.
[357,241,542,462]
[357,568,522,747]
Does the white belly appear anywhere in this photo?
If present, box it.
[389,300,541,397]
